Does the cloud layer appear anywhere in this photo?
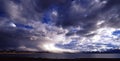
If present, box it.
[0,0,120,53]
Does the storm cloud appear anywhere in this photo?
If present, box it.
[0,0,120,53]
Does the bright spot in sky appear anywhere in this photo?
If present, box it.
[41,43,79,53]
[9,22,16,27]
[96,20,105,26]
[51,10,58,16]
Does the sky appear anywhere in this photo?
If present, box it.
[0,0,120,53]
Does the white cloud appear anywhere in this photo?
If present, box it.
[53,26,120,52]
[27,19,120,53]
[38,43,79,53]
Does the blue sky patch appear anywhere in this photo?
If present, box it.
[15,23,33,30]
[112,30,120,36]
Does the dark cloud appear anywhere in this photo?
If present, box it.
[101,0,120,11]
[0,0,120,52]
[33,0,69,12]
[0,0,8,17]
[0,27,39,50]
[55,0,120,36]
